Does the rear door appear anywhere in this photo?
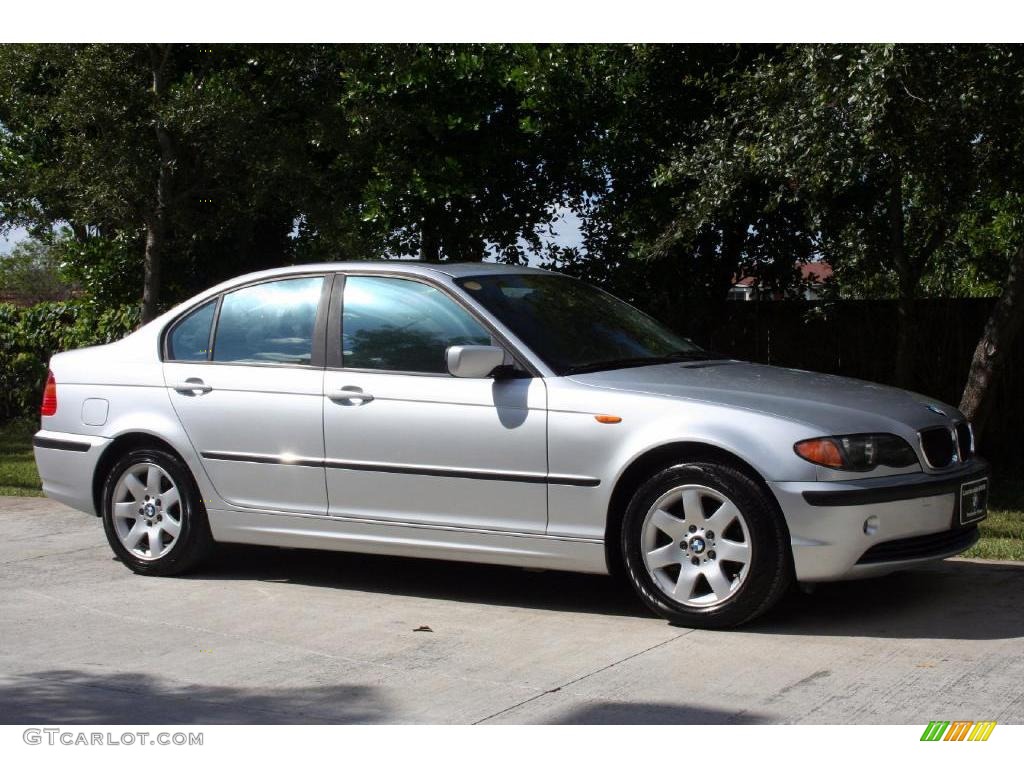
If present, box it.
[163,274,331,514]
[322,273,549,533]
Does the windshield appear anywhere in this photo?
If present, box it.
[455,273,711,375]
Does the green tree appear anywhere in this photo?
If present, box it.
[1,44,590,316]
[0,237,75,302]
[297,44,577,263]
[534,44,812,342]
[658,44,1024,433]
[661,46,992,383]
[954,45,1024,434]
[0,44,329,321]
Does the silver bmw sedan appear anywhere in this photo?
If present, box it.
[32,262,989,628]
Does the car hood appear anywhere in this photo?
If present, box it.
[568,359,960,435]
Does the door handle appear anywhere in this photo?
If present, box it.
[329,386,374,404]
[174,377,213,395]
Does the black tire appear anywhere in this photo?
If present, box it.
[101,447,215,576]
[621,462,792,629]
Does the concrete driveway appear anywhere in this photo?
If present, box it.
[1,495,1022,724]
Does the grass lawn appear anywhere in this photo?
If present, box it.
[0,419,43,496]
[0,418,1022,560]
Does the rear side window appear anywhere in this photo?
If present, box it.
[213,277,324,365]
[167,300,216,361]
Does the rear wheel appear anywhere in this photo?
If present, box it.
[102,447,214,576]
[621,462,791,629]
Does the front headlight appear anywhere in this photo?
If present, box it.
[794,434,918,471]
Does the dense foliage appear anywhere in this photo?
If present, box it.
[0,301,139,420]
[2,43,1024,435]
[654,45,1024,390]
[0,238,76,302]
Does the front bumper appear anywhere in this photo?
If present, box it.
[770,459,989,582]
[33,429,110,515]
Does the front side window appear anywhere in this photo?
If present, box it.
[212,277,324,365]
[455,273,708,375]
[167,299,216,361]
[342,276,492,373]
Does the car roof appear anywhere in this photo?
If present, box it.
[154,260,562,333]
[234,260,554,280]
[423,261,554,278]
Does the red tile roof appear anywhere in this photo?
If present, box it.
[731,261,832,286]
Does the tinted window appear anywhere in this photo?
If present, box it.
[456,274,707,375]
[213,277,323,365]
[342,276,492,373]
[167,300,216,361]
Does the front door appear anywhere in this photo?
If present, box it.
[164,275,329,515]
[322,274,548,533]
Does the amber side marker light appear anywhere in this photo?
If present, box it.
[595,414,622,424]
[794,437,844,468]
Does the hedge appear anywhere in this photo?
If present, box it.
[0,301,140,421]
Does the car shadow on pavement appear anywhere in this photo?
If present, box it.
[188,546,1024,640]
[0,669,387,724]
[187,543,653,619]
[543,701,768,725]
[750,559,1024,641]
[0,669,763,725]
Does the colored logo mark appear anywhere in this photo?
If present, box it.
[920,721,996,741]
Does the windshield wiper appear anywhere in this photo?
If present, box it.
[564,351,720,376]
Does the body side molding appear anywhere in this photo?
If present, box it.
[200,450,600,487]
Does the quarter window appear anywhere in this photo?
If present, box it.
[167,300,216,361]
[342,276,492,373]
[212,277,324,365]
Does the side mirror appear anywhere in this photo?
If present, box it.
[446,345,506,378]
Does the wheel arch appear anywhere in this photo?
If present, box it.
[92,432,195,517]
[604,441,788,575]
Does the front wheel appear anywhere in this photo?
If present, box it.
[621,462,792,629]
[101,447,214,576]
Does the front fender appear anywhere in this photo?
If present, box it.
[544,378,818,539]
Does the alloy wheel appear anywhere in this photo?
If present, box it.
[640,483,752,607]
[110,462,183,561]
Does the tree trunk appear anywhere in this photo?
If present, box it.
[420,216,441,262]
[141,215,164,324]
[70,222,89,243]
[893,290,915,389]
[888,168,916,389]
[708,224,744,347]
[141,44,174,324]
[959,246,1024,438]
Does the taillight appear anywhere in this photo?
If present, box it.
[40,370,57,416]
